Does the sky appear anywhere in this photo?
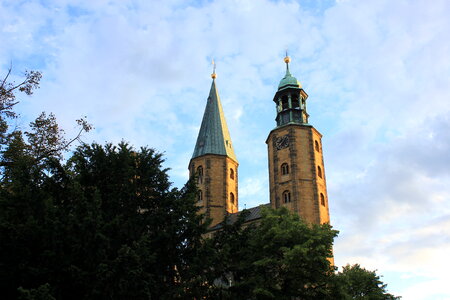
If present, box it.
[1,0,450,298]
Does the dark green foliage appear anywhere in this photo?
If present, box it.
[0,141,207,299]
[0,68,206,299]
[18,283,55,300]
[199,208,399,300]
[333,264,401,299]
[205,207,338,299]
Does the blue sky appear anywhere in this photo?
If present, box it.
[2,0,450,298]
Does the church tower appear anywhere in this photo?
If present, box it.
[189,68,238,227]
[266,55,330,225]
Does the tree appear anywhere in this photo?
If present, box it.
[0,142,207,299]
[0,67,207,299]
[0,66,41,152]
[206,207,338,299]
[0,67,91,170]
[203,208,400,300]
[63,143,207,299]
[333,264,400,300]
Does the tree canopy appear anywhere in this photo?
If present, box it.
[333,264,400,300]
[200,207,337,299]
[1,140,208,299]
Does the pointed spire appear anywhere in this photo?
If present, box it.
[192,74,237,162]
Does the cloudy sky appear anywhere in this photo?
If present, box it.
[2,0,450,298]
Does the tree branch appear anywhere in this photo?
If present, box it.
[0,65,12,90]
[0,101,19,112]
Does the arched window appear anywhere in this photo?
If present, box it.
[315,140,320,152]
[281,163,289,175]
[320,193,325,206]
[197,166,203,184]
[230,168,235,180]
[283,190,291,203]
[317,166,323,178]
[198,190,203,203]
[230,192,235,204]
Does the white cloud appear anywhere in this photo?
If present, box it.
[239,175,268,210]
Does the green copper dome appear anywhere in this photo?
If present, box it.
[278,71,301,89]
[278,56,302,90]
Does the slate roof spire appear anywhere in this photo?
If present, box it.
[191,66,237,162]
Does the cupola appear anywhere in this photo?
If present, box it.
[273,55,309,127]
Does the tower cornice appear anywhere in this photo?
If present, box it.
[265,123,322,144]
[189,153,239,167]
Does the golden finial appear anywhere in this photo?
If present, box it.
[284,50,291,64]
[211,59,217,79]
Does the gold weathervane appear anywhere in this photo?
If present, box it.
[211,59,217,79]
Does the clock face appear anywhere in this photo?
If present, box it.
[275,135,289,150]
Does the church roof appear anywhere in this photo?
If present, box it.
[209,204,271,231]
[191,79,237,162]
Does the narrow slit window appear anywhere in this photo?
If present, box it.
[230,168,235,180]
[230,192,235,204]
[318,166,323,178]
[283,190,291,203]
[197,166,203,184]
[281,163,289,175]
[198,190,202,203]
